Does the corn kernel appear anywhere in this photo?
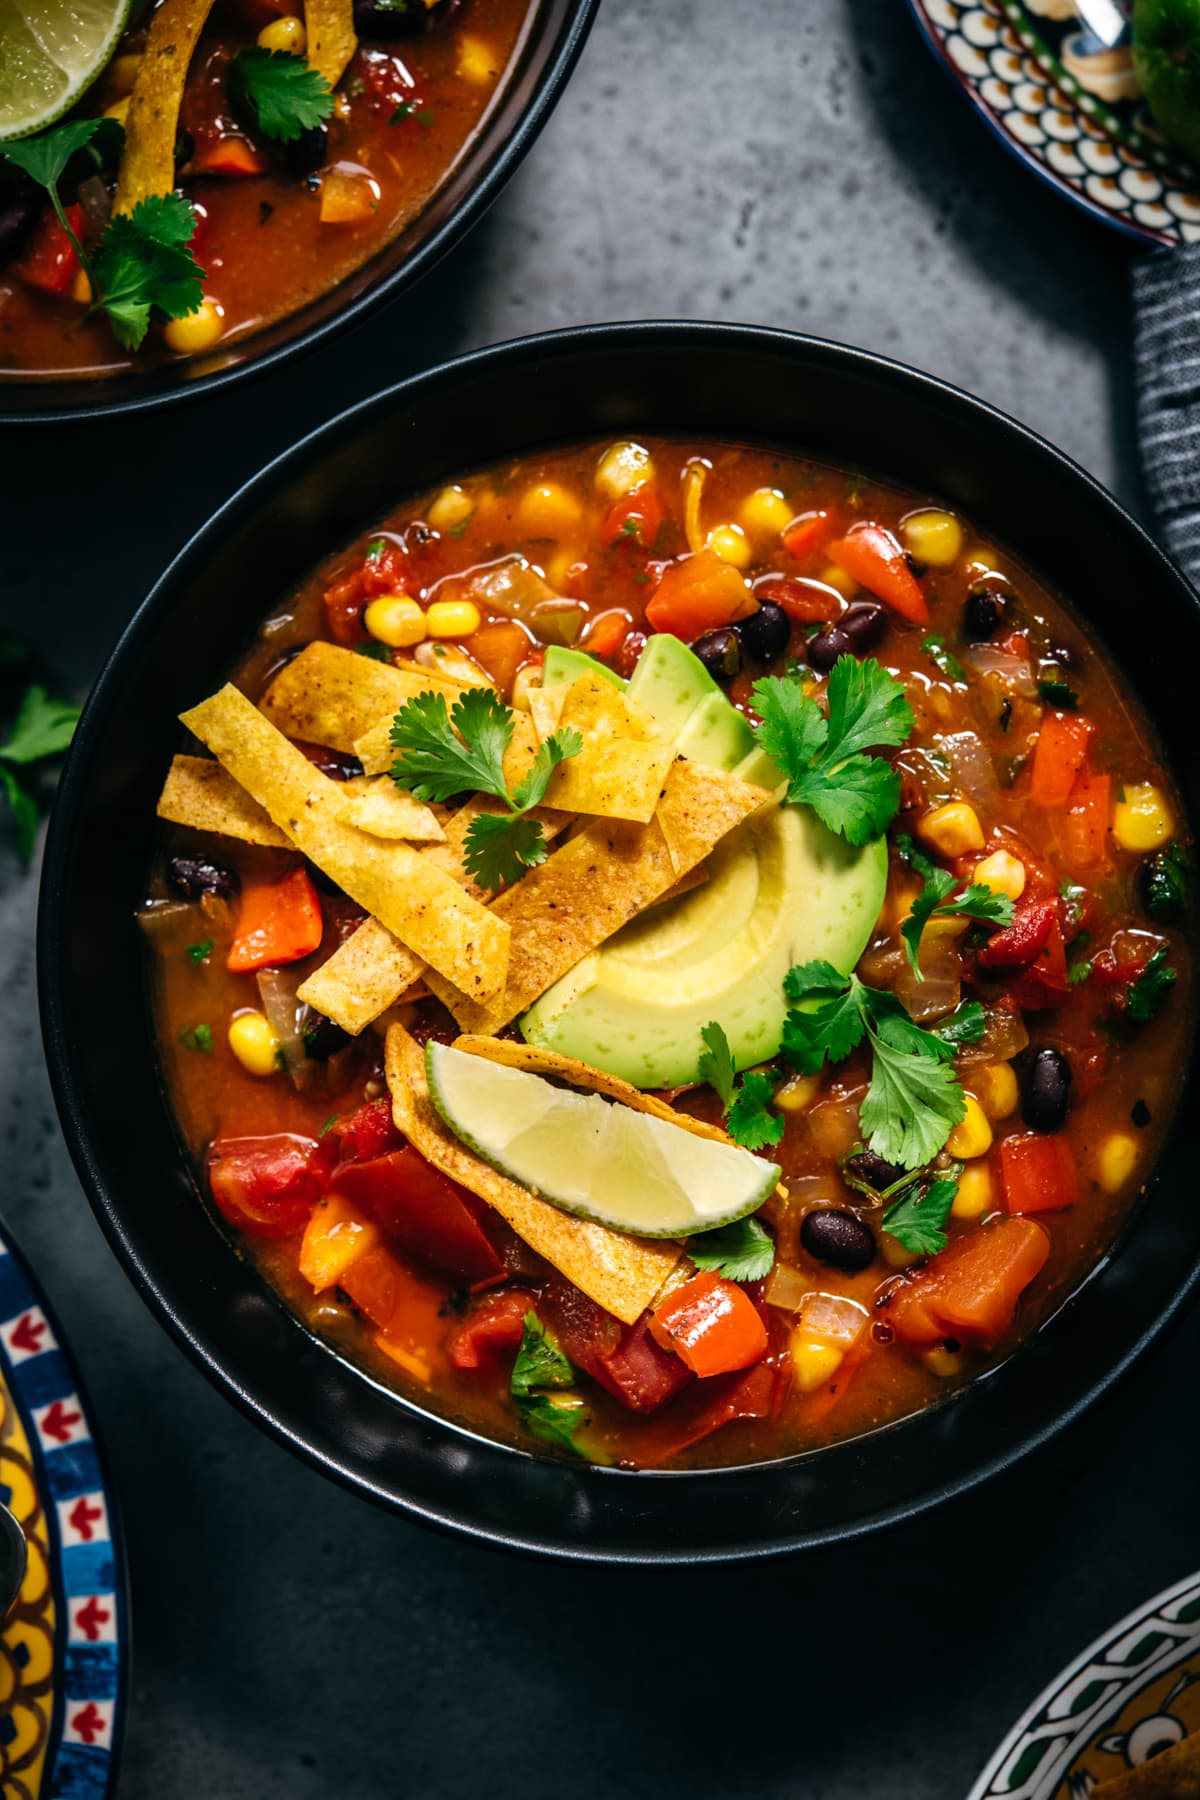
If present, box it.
[427,484,475,533]
[881,1234,920,1269]
[1096,1132,1139,1194]
[426,599,482,639]
[947,1094,993,1160]
[775,1071,820,1113]
[457,33,498,82]
[103,96,130,125]
[1113,783,1173,854]
[818,560,858,598]
[740,487,793,537]
[364,595,426,648]
[952,1162,994,1219]
[902,509,963,567]
[258,13,306,51]
[790,1338,844,1393]
[917,801,985,857]
[706,523,753,569]
[595,441,654,500]
[517,481,582,538]
[163,298,224,355]
[974,848,1026,902]
[923,1345,967,1379]
[973,1062,1018,1121]
[510,660,542,713]
[228,1010,282,1078]
[109,51,143,95]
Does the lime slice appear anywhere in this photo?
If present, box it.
[0,0,132,144]
[426,1042,781,1239]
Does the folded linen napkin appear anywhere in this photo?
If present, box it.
[1132,243,1200,589]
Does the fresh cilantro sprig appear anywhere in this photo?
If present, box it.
[1143,842,1190,926]
[0,681,81,861]
[3,119,205,350]
[229,49,333,142]
[510,1313,587,1455]
[781,961,967,1169]
[688,1216,776,1282]
[1127,948,1176,1023]
[179,1022,213,1053]
[922,634,966,683]
[697,1021,784,1150]
[388,688,582,890]
[882,1171,960,1256]
[932,999,987,1047]
[751,657,913,846]
[186,938,214,965]
[897,836,1014,976]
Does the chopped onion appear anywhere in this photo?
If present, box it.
[893,924,963,1022]
[433,555,559,627]
[135,901,193,941]
[955,1003,1029,1064]
[797,1291,869,1349]
[964,644,1036,698]
[941,729,999,807]
[764,1262,810,1314]
[256,968,319,1092]
[529,599,584,646]
[410,640,491,686]
[77,174,112,236]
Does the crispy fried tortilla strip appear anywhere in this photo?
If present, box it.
[181,685,509,1001]
[454,1036,730,1144]
[156,754,291,847]
[386,1024,681,1324]
[532,672,676,823]
[305,0,358,87]
[1094,1734,1200,1797]
[115,0,217,213]
[425,760,772,1034]
[338,777,445,842]
[260,642,475,753]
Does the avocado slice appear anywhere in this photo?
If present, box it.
[542,646,627,691]
[673,690,757,770]
[626,632,723,740]
[521,803,887,1089]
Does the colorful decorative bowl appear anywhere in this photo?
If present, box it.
[908,0,1200,245]
[970,1570,1200,1796]
[0,1226,127,1798]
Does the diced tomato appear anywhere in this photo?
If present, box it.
[467,619,532,696]
[337,1243,404,1330]
[615,629,648,679]
[331,1098,403,1164]
[447,1289,537,1371]
[580,609,632,663]
[999,1133,1078,1214]
[207,1132,334,1238]
[645,548,756,638]
[1030,712,1093,809]
[333,1148,505,1286]
[753,574,841,624]
[887,1217,1051,1347]
[360,542,408,597]
[601,484,664,550]
[782,508,840,562]
[11,204,84,297]
[589,1314,692,1413]
[322,572,368,645]
[1006,919,1069,1010]
[358,46,421,118]
[649,1272,768,1378]
[638,1360,785,1464]
[826,524,929,624]
[192,134,266,178]
[977,898,1056,970]
[1063,770,1112,868]
[542,1280,622,1370]
[227,867,323,974]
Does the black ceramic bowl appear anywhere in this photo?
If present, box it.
[39,322,1200,1562]
[0,0,596,425]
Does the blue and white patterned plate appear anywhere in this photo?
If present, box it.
[0,1225,128,1800]
[970,1570,1200,1796]
[908,0,1200,245]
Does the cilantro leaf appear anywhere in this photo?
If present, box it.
[750,675,827,780]
[462,810,549,889]
[780,982,865,1074]
[1067,957,1093,987]
[933,999,987,1047]
[179,1022,213,1053]
[390,687,512,802]
[0,766,38,862]
[186,938,214,965]
[1038,678,1078,709]
[229,48,334,142]
[883,1175,958,1256]
[859,1032,965,1168]
[698,1020,735,1108]
[822,655,915,764]
[1143,842,1190,926]
[510,1312,573,1396]
[509,726,583,812]
[91,194,205,349]
[0,684,80,764]
[1127,948,1176,1023]
[901,868,1014,976]
[922,634,966,683]
[726,1071,784,1150]
[793,751,901,846]
[688,1216,776,1282]
[516,1392,589,1454]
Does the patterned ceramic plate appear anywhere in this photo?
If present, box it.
[0,1225,127,1799]
[908,0,1200,245]
[970,1570,1200,1796]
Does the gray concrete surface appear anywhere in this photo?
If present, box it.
[3,1,1197,1794]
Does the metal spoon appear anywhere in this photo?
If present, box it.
[0,1503,27,1618]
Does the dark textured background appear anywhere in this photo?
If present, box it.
[2,2,1197,1794]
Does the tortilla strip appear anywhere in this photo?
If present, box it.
[305,0,358,88]
[425,761,772,1034]
[386,1024,681,1325]
[1094,1734,1200,1797]
[338,777,445,842]
[115,0,216,214]
[454,1036,730,1144]
[181,685,509,1001]
[531,672,677,823]
[156,754,291,848]
[260,642,477,754]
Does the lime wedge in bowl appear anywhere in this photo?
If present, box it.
[0,0,132,143]
[426,1041,781,1238]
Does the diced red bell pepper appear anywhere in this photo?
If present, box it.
[753,574,841,624]
[360,542,409,597]
[191,134,266,178]
[649,1272,768,1378]
[1030,712,1093,809]
[11,204,84,297]
[826,524,929,624]
[645,549,756,638]
[227,867,323,974]
[977,898,1057,970]
[542,1280,622,1369]
[322,572,367,645]
[331,1098,403,1164]
[1063,770,1112,868]
[467,620,531,695]
[589,1313,692,1413]
[1006,919,1069,1010]
[601,484,664,550]
[333,1148,505,1286]
[887,1216,1051,1347]
[337,1244,404,1331]
[447,1289,537,1371]
[207,1132,334,1238]
[782,508,840,562]
[580,609,632,663]
[638,1360,784,1464]
[999,1132,1078,1214]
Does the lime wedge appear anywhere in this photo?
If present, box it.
[0,0,132,144]
[426,1042,781,1239]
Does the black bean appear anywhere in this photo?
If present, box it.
[281,124,328,178]
[300,1007,352,1062]
[736,600,789,663]
[806,625,852,674]
[1021,1047,1071,1132]
[692,627,741,682]
[800,1208,877,1273]
[843,1149,906,1191]
[353,0,457,34]
[167,855,239,901]
[0,178,40,264]
[963,585,1007,642]
[838,600,887,652]
[300,745,364,781]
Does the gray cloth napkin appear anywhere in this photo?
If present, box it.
[1133,241,1200,589]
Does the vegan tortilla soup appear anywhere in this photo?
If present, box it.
[0,0,533,380]
[143,437,1192,1470]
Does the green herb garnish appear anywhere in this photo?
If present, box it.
[698,1021,784,1150]
[1059,878,1086,931]
[0,680,81,860]
[390,101,436,127]
[1143,841,1190,926]
[229,48,333,141]
[932,999,987,1047]
[510,1313,587,1455]
[921,634,966,682]
[1066,957,1093,987]
[1038,678,1079,709]
[179,1022,213,1053]
[900,846,1014,977]
[882,1171,959,1256]
[1127,948,1176,1023]
[186,937,214,965]
[688,1216,776,1282]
